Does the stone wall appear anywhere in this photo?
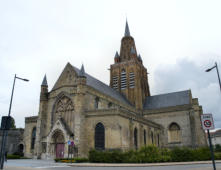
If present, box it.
[23,116,37,158]
[0,129,24,155]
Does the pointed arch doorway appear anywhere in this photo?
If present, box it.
[52,130,65,158]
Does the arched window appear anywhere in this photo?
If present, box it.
[95,123,105,150]
[134,128,138,150]
[129,72,135,88]
[112,75,118,90]
[151,131,154,144]
[144,130,147,145]
[31,127,36,150]
[108,102,112,108]
[54,95,74,129]
[95,97,99,109]
[157,134,160,146]
[121,69,127,90]
[168,123,181,143]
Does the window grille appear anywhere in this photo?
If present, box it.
[129,72,135,88]
[121,70,127,89]
[112,76,118,90]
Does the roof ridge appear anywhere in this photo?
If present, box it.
[149,90,190,97]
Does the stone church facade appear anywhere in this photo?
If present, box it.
[23,22,207,159]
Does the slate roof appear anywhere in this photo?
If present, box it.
[41,74,48,86]
[143,90,191,110]
[72,65,131,106]
[124,20,130,37]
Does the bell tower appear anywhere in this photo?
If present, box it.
[110,21,150,109]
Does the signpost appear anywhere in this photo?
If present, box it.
[201,114,216,170]
[67,140,75,161]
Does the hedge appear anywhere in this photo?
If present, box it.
[88,145,217,163]
[54,146,221,163]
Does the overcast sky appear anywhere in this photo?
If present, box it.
[0,0,221,129]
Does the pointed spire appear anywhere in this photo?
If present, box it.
[41,74,48,86]
[124,20,130,37]
[130,47,136,54]
[79,64,85,77]
[138,54,142,61]
[114,51,119,58]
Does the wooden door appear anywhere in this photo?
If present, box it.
[56,144,64,158]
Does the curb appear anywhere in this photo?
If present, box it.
[68,160,221,167]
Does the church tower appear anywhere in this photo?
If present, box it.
[110,21,150,109]
[35,75,48,158]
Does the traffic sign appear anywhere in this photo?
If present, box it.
[201,114,215,130]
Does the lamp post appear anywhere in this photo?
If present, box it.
[0,74,29,169]
[206,62,221,92]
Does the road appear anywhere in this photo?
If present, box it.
[3,159,221,170]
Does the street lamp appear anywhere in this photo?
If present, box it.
[206,62,221,92]
[0,74,29,169]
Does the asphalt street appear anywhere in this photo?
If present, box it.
[3,159,221,170]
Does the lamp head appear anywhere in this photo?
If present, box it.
[206,68,212,72]
[22,79,29,82]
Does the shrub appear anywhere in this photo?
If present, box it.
[87,146,214,163]
[192,147,211,161]
[215,144,221,152]
[170,147,194,162]
[138,145,161,163]
[7,154,21,159]
[74,157,89,163]
[215,152,221,160]
[159,148,172,162]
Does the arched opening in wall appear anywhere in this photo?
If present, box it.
[108,102,112,108]
[112,75,118,90]
[94,97,99,109]
[144,130,147,145]
[134,128,138,150]
[52,130,65,158]
[157,134,160,146]
[31,127,36,150]
[95,123,105,150]
[121,69,127,90]
[129,71,135,88]
[18,144,24,156]
[151,131,154,144]
[168,122,181,143]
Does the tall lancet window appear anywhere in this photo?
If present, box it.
[129,72,135,88]
[31,127,36,150]
[95,123,105,150]
[112,75,118,90]
[95,97,99,109]
[121,69,127,90]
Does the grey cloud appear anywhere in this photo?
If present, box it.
[152,58,221,128]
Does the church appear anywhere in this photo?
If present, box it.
[23,21,207,159]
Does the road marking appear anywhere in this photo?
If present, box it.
[35,165,68,169]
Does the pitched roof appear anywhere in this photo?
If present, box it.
[143,90,191,110]
[72,65,131,106]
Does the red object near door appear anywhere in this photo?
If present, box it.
[56,144,64,158]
